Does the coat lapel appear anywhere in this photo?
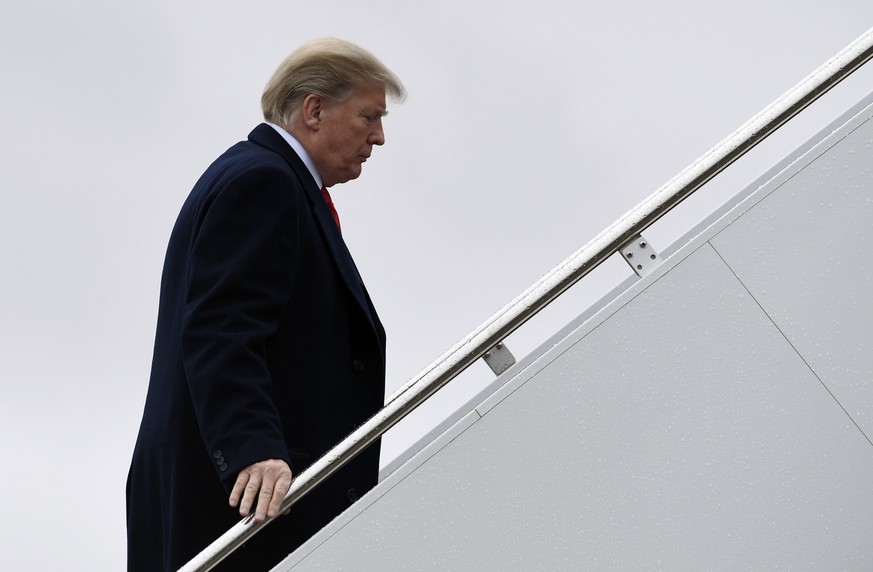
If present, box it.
[247,124,386,350]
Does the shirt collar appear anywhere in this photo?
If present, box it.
[266,122,323,189]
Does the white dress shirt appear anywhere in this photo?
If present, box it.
[266,122,323,189]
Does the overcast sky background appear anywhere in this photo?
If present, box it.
[2,2,873,569]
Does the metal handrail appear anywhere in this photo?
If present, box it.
[181,26,873,572]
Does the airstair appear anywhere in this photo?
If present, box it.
[184,28,873,571]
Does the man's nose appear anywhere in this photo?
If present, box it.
[369,123,385,146]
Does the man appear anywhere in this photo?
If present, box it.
[127,38,405,571]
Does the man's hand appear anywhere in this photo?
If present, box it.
[229,459,293,522]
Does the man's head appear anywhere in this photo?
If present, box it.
[262,38,405,187]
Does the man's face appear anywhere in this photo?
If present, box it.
[309,83,387,188]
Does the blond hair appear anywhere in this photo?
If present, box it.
[262,38,406,126]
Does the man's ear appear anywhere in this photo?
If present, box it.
[301,94,323,131]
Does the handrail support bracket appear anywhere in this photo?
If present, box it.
[482,341,516,375]
[621,234,662,278]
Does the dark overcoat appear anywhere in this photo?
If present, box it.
[127,124,386,571]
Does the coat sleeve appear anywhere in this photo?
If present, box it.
[181,162,301,490]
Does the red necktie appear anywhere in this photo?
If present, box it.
[320,186,341,233]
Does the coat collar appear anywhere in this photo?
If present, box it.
[247,123,386,350]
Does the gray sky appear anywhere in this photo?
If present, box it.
[1,2,872,569]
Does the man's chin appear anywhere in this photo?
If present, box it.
[338,170,363,185]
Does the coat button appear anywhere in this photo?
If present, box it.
[353,360,365,372]
[213,450,222,459]
[220,463,228,472]
[217,457,225,465]
[346,488,360,503]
